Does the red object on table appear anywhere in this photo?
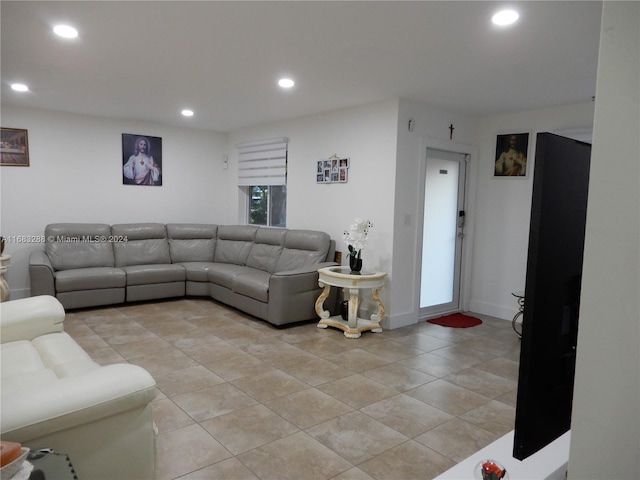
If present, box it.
[0,441,23,467]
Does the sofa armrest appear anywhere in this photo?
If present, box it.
[0,296,65,343]
[270,261,338,294]
[29,251,56,297]
[268,262,339,325]
[1,363,157,442]
[271,261,339,278]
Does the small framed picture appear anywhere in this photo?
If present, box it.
[0,128,29,166]
[122,133,162,186]
[317,157,349,183]
[494,133,529,178]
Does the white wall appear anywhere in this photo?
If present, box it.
[569,2,640,478]
[227,100,400,322]
[227,99,481,328]
[469,101,595,320]
[0,105,229,298]
[390,98,595,328]
[0,98,600,332]
[393,99,478,328]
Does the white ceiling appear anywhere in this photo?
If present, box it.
[1,1,603,132]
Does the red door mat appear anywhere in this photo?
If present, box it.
[427,313,482,328]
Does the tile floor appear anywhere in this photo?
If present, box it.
[64,298,521,480]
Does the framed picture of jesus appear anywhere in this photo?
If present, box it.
[122,133,163,186]
[494,133,529,177]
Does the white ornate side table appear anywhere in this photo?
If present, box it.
[0,254,11,302]
[315,266,387,339]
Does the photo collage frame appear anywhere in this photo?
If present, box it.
[317,156,349,183]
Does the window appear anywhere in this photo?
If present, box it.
[237,137,288,227]
[248,185,286,227]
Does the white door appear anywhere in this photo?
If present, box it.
[420,148,468,318]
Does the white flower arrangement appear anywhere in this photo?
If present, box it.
[343,218,373,257]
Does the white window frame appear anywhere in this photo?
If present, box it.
[243,185,287,227]
[236,137,288,227]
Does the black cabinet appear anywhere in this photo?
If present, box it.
[513,132,591,460]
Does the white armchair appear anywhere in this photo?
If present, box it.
[0,296,157,480]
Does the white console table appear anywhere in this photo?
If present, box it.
[315,266,387,338]
[434,430,571,480]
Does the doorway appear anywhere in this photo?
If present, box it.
[419,148,468,318]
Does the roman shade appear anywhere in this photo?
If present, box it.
[236,137,288,186]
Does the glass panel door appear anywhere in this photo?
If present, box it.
[420,149,467,317]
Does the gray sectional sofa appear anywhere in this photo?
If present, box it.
[29,223,337,326]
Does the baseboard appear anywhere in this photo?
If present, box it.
[468,299,515,321]
[383,311,419,330]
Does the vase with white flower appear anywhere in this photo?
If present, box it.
[343,218,373,274]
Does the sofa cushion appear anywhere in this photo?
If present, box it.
[167,224,217,263]
[207,263,252,290]
[122,264,186,286]
[179,262,217,282]
[214,225,259,265]
[32,332,99,377]
[45,224,115,271]
[55,267,126,292]
[232,270,271,303]
[246,228,286,273]
[112,223,171,267]
[1,340,47,378]
[1,333,99,395]
[0,296,65,343]
[275,230,331,272]
[2,368,58,394]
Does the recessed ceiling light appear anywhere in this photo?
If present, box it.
[492,9,519,26]
[181,109,194,117]
[11,83,29,92]
[278,78,295,89]
[53,24,78,38]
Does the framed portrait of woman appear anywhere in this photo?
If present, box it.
[0,128,29,166]
[122,133,163,186]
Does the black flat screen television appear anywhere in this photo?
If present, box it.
[513,132,591,460]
